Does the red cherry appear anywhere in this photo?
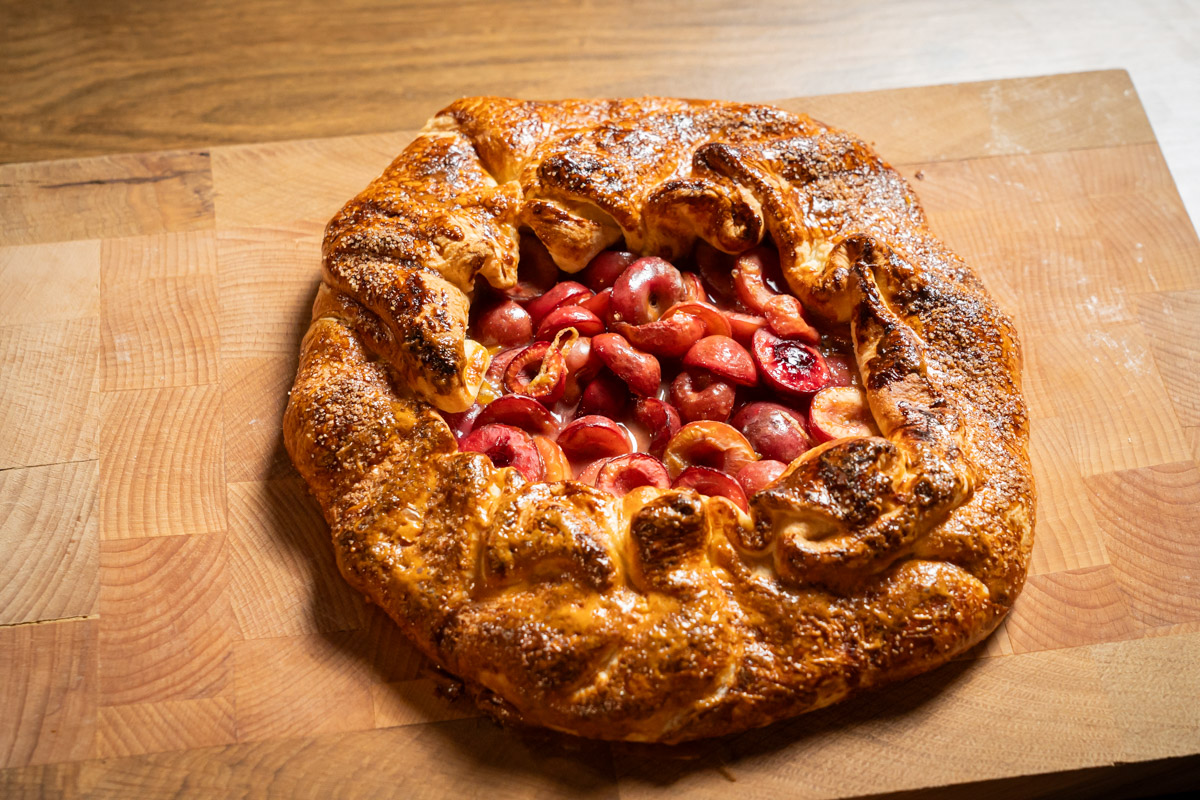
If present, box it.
[731,402,812,463]
[662,301,733,338]
[824,353,858,387]
[732,247,783,313]
[484,347,523,394]
[694,241,738,305]
[503,341,567,405]
[673,466,749,512]
[661,420,758,478]
[726,311,767,347]
[670,370,737,423]
[523,281,593,327]
[533,435,572,481]
[763,294,819,343]
[682,335,758,387]
[613,314,706,358]
[610,257,686,325]
[475,394,559,435]
[556,415,632,461]
[632,397,682,458]
[735,460,787,497]
[460,423,546,482]
[473,299,533,348]
[440,403,483,442]
[575,371,630,419]
[578,287,612,320]
[751,328,830,396]
[595,453,671,497]
[579,250,637,292]
[809,386,878,443]
[576,457,609,486]
[592,333,661,397]
[681,272,707,303]
[502,234,560,301]
[536,305,605,340]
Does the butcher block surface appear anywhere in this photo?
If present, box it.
[2,71,1199,797]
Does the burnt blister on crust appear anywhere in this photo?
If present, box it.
[282,96,1034,742]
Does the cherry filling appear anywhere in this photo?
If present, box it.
[448,234,877,505]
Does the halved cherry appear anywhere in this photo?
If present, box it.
[484,347,522,395]
[592,333,661,397]
[578,288,612,320]
[809,386,878,443]
[632,397,682,458]
[732,247,783,313]
[751,328,830,396]
[562,335,602,404]
[533,435,572,482]
[440,403,483,442]
[673,466,749,512]
[610,257,686,325]
[576,371,629,419]
[695,241,738,305]
[473,299,533,348]
[613,314,705,358]
[662,420,758,478]
[460,423,546,482]
[503,341,567,405]
[556,415,632,461]
[502,234,560,301]
[726,311,767,347]
[662,301,733,338]
[576,457,609,486]
[682,336,757,387]
[763,294,819,343]
[735,460,787,497]
[580,250,636,292]
[731,402,812,463]
[681,272,707,303]
[596,453,671,497]
[475,394,559,436]
[536,305,605,340]
[523,280,593,327]
[670,370,736,423]
[824,353,858,387]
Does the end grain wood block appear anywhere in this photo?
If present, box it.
[1087,462,1200,628]
[98,533,232,707]
[0,151,213,247]
[98,384,226,539]
[233,632,374,743]
[94,697,236,760]
[0,318,98,470]
[0,619,97,770]
[99,231,220,392]
[1007,565,1144,654]
[1024,324,1191,476]
[216,223,322,360]
[226,478,366,639]
[221,356,298,483]
[0,460,98,626]
[0,239,100,326]
[1135,289,1200,427]
[210,133,411,229]
[1026,416,1107,576]
[371,679,482,729]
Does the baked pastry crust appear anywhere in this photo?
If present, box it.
[284,97,1035,742]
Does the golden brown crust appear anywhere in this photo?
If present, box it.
[283,97,1035,742]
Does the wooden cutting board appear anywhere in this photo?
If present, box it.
[2,70,1198,798]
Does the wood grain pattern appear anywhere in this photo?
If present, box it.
[2,72,1200,795]
[0,461,98,626]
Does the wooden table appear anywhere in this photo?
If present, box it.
[2,71,1199,798]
